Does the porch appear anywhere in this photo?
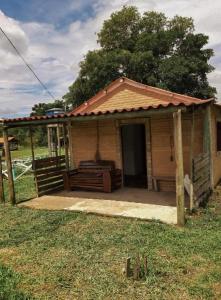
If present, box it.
[19,188,181,224]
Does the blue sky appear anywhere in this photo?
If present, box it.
[0,0,96,27]
[0,0,221,117]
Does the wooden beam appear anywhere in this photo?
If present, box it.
[29,127,39,197]
[115,120,123,187]
[0,155,5,203]
[63,123,69,171]
[47,126,52,156]
[203,105,214,188]
[29,127,35,161]
[67,121,74,169]
[173,109,185,226]
[189,110,195,210]
[3,128,15,205]
[145,118,153,190]
[57,125,61,156]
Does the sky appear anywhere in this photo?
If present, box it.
[0,0,221,118]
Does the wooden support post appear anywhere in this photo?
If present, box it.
[173,109,185,226]
[63,123,69,171]
[67,121,74,169]
[57,124,61,156]
[145,118,153,190]
[29,127,35,161]
[189,110,195,210]
[115,120,123,187]
[3,128,15,205]
[54,127,58,157]
[29,127,39,196]
[203,105,214,189]
[47,126,52,156]
[0,155,5,203]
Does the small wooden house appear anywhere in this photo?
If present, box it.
[1,77,221,224]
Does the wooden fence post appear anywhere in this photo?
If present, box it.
[173,109,185,226]
[3,128,15,205]
[0,155,4,203]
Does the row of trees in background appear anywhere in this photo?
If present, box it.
[5,6,217,148]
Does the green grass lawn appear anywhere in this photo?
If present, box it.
[0,202,220,299]
[1,147,221,298]
[10,146,50,160]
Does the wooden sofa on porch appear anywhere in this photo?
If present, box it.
[63,160,122,193]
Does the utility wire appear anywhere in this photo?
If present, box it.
[0,26,55,100]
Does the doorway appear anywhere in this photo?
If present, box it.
[121,124,147,188]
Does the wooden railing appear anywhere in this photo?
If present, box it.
[33,155,66,197]
[192,152,211,205]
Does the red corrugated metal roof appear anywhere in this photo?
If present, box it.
[1,77,214,124]
[71,77,213,116]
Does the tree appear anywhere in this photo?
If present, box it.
[30,99,66,116]
[63,6,216,107]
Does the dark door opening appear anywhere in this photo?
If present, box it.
[121,124,147,188]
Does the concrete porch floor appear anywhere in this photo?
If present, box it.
[19,188,181,224]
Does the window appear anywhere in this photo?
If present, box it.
[217,122,221,151]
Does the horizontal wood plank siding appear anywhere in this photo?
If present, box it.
[151,115,203,191]
[211,106,221,186]
[71,120,119,168]
[70,113,204,192]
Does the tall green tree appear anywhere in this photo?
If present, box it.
[63,6,216,107]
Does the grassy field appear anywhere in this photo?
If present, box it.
[0,201,220,299]
[1,147,221,299]
[10,146,49,160]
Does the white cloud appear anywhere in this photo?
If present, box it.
[0,0,221,117]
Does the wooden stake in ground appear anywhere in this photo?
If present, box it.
[3,128,15,205]
[0,155,5,203]
[133,254,141,280]
[125,257,131,277]
[173,109,185,226]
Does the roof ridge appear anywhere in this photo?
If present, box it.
[71,77,211,115]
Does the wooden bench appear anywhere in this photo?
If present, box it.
[152,176,175,192]
[63,160,122,193]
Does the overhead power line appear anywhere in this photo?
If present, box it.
[0,26,55,101]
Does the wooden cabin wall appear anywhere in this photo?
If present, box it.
[70,113,204,192]
[71,120,119,168]
[150,114,203,180]
[211,106,221,186]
